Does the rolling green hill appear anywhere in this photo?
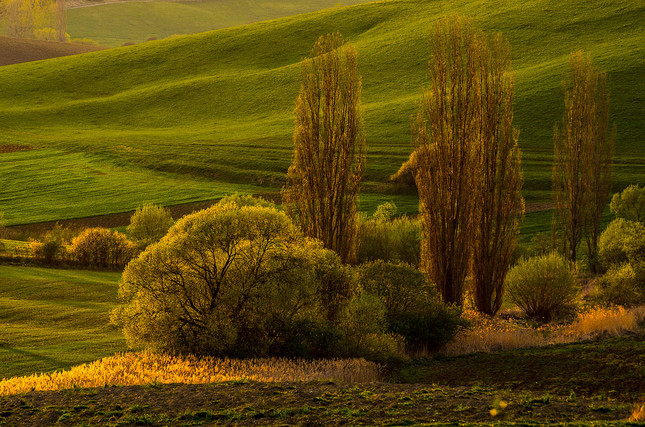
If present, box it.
[67,0,373,47]
[0,0,643,227]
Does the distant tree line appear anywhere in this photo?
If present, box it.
[0,0,67,41]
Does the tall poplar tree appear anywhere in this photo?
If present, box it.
[553,51,613,267]
[414,17,479,306]
[414,17,523,308]
[282,32,365,264]
[471,33,524,315]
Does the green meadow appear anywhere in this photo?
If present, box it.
[67,0,373,47]
[1,0,644,237]
[0,266,126,379]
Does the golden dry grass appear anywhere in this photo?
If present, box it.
[443,305,645,357]
[0,352,382,396]
[631,401,645,422]
[560,305,645,341]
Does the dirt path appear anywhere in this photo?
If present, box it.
[66,0,199,9]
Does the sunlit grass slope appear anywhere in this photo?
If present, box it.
[67,0,373,46]
[0,266,126,379]
[0,0,643,225]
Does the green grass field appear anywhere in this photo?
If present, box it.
[0,266,126,379]
[67,0,373,47]
[0,0,643,233]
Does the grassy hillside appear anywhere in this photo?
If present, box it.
[0,0,644,226]
[0,266,126,379]
[0,37,104,66]
[67,0,373,46]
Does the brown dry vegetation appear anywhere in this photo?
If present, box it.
[0,144,36,154]
[443,305,645,356]
[0,36,103,66]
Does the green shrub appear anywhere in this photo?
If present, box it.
[127,204,173,248]
[71,227,135,269]
[610,184,645,223]
[357,203,420,265]
[505,252,579,322]
[30,223,71,264]
[31,239,65,264]
[113,201,389,359]
[598,219,645,269]
[372,201,397,221]
[314,250,357,322]
[624,232,645,291]
[358,260,463,352]
[387,303,463,352]
[337,292,403,361]
[217,193,274,208]
[359,260,437,313]
[591,263,643,307]
[269,317,344,358]
[389,149,418,193]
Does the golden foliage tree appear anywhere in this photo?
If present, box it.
[0,0,63,40]
[282,32,365,263]
[414,17,523,309]
[414,17,479,305]
[471,32,524,315]
[553,51,614,267]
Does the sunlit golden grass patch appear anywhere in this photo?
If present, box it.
[631,401,645,422]
[560,305,645,341]
[443,305,645,356]
[442,308,546,356]
[0,352,382,396]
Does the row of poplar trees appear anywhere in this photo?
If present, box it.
[282,16,613,315]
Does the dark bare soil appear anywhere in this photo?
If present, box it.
[0,381,637,426]
[0,37,104,66]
